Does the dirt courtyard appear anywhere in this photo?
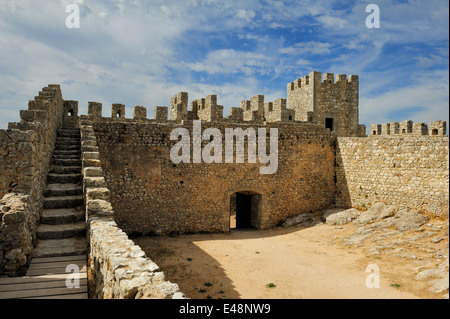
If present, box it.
[133,219,447,299]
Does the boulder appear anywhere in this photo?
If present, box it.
[324,208,359,225]
[391,210,429,231]
[353,202,397,225]
[282,213,320,228]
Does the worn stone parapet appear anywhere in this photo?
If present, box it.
[0,84,65,276]
[400,120,413,134]
[370,120,447,136]
[264,98,295,123]
[112,104,125,119]
[133,106,147,121]
[170,92,188,122]
[370,124,382,136]
[381,123,391,136]
[430,121,447,136]
[228,107,243,122]
[413,122,428,136]
[63,100,79,128]
[0,194,32,275]
[154,106,168,123]
[79,115,185,299]
[88,102,102,118]
[196,94,224,122]
[241,95,264,123]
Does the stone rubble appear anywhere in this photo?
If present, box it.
[320,202,449,299]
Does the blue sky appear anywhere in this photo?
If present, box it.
[0,0,448,131]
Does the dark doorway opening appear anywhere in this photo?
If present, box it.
[325,118,334,131]
[236,193,252,228]
[230,192,262,230]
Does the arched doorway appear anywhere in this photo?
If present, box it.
[229,191,262,230]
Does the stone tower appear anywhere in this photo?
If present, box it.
[287,71,366,137]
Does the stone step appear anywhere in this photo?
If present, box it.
[53,150,81,156]
[32,238,88,258]
[58,128,80,135]
[52,158,82,166]
[54,144,81,151]
[54,144,80,151]
[47,173,81,184]
[43,195,84,209]
[53,154,81,160]
[44,183,82,197]
[41,208,85,225]
[55,139,80,146]
[37,222,86,240]
[57,130,80,137]
[49,165,81,174]
[56,137,80,143]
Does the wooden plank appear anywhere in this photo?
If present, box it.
[26,259,87,276]
[25,292,88,299]
[0,253,88,299]
[0,273,87,285]
[26,269,86,276]
[0,286,87,299]
[31,255,86,264]
[27,260,86,271]
[26,267,86,276]
[0,278,87,292]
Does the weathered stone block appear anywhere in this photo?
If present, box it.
[88,102,102,118]
[86,187,110,201]
[133,106,147,121]
[112,104,125,119]
[154,106,168,122]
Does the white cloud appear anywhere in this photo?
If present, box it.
[316,15,348,29]
[236,9,255,22]
[359,71,449,128]
[296,58,311,65]
[186,49,273,76]
[415,54,447,69]
[279,41,332,55]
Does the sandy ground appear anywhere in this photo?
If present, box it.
[133,218,447,299]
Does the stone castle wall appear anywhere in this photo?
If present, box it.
[0,85,67,276]
[336,133,449,217]
[90,116,336,235]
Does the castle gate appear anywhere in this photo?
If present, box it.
[226,188,264,231]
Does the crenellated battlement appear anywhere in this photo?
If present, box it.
[288,72,358,92]
[264,98,295,123]
[0,84,68,276]
[371,120,447,137]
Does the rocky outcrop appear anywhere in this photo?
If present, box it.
[323,202,448,299]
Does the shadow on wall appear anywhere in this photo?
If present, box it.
[334,142,352,210]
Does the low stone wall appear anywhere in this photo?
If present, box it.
[0,85,64,276]
[336,135,449,217]
[79,116,184,299]
[0,194,32,275]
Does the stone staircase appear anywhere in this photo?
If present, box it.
[32,128,87,258]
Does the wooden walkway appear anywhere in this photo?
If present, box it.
[0,255,88,299]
